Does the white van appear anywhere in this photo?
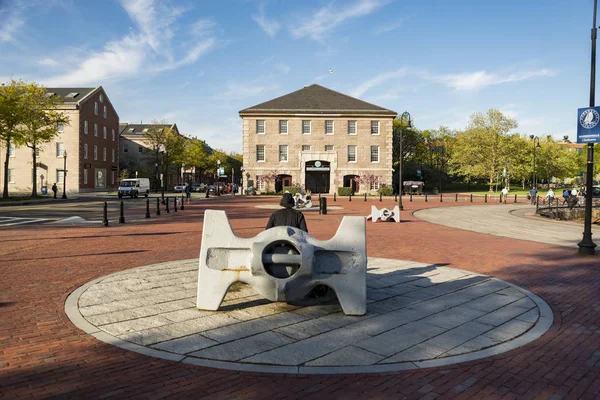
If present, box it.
[118,178,150,198]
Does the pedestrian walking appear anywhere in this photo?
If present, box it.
[51,183,58,199]
[501,187,508,204]
[562,189,570,205]
[529,187,537,205]
[184,182,192,204]
[546,188,555,206]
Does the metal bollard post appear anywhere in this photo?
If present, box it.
[364,193,367,202]
[410,193,412,202]
[455,193,458,202]
[173,196,178,212]
[470,194,473,202]
[319,197,327,215]
[440,193,443,202]
[318,193,321,200]
[499,194,503,204]
[380,192,382,202]
[161,192,165,205]
[119,201,125,224]
[205,190,209,198]
[349,194,352,202]
[425,194,428,202]
[180,194,185,210]
[156,198,161,216]
[103,202,109,226]
[145,198,150,218]
[334,192,336,202]
[165,197,170,213]
[514,194,517,203]
[394,194,397,202]
[485,194,488,203]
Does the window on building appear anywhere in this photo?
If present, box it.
[325,145,334,151]
[348,120,357,135]
[84,120,88,134]
[279,145,288,162]
[103,147,106,161]
[56,169,65,184]
[94,124,98,137]
[94,102,98,115]
[93,145,98,160]
[99,94,103,103]
[302,145,311,151]
[103,126,107,139]
[124,144,128,153]
[348,145,357,162]
[56,142,64,157]
[256,145,265,162]
[371,120,380,135]
[103,105,107,119]
[138,146,143,153]
[84,143,88,159]
[279,120,288,134]
[325,120,334,135]
[112,129,115,141]
[83,169,88,185]
[8,142,15,157]
[112,149,115,162]
[8,169,14,183]
[57,122,64,132]
[256,176,266,190]
[302,120,311,135]
[256,120,265,134]
[370,181,381,191]
[371,145,380,162]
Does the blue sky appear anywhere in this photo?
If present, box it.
[0,0,595,152]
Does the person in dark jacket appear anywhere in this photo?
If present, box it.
[266,193,308,232]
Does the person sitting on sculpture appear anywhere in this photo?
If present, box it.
[266,193,308,232]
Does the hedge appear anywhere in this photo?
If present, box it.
[378,187,394,196]
[337,187,353,196]
[283,186,301,195]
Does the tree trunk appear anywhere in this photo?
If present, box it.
[30,144,38,197]
[3,139,10,198]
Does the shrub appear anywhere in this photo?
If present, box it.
[338,187,353,196]
[378,187,393,196]
[283,186,301,195]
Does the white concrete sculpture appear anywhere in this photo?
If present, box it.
[370,205,400,223]
[293,192,313,208]
[197,210,367,315]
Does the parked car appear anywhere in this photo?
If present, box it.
[118,178,150,198]
[191,183,204,192]
[592,186,600,197]
[173,183,186,192]
[207,185,217,194]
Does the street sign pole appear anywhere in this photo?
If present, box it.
[579,0,598,255]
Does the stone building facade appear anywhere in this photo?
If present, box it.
[239,84,397,194]
[0,86,119,194]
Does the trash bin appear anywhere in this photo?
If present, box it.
[41,185,48,195]
[319,197,327,215]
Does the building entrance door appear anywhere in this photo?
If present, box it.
[305,161,330,193]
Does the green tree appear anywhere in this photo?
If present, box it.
[0,80,28,198]
[143,121,185,189]
[16,84,69,196]
[183,138,209,181]
[536,136,581,182]
[420,126,456,190]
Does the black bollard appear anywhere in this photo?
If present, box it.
[394,194,397,202]
[334,192,336,202]
[318,193,321,200]
[349,194,352,202]
[161,192,165,205]
[425,194,428,202]
[319,197,327,215]
[410,193,412,202]
[380,192,382,202]
[180,193,185,210]
[119,201,125,224]
[514,194,517,203]
[440,193,443,202]
[485,194,488,203]
[455,193,458,202]
[205,190,209,198]
[364,193,367,202]
[173,196,178,212]
[470,194,473,202]
[103,202,109,226]
[499,194,502,204]
[165,197,170,213]
[156,198,161,216]
[145,198,150,218]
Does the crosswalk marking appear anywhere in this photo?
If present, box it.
[0,217,53,227]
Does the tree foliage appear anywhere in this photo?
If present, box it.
[0,80,28,198]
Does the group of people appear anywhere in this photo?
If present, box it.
[528,186,586,206]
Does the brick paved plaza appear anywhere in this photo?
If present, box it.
[1,196,600,399]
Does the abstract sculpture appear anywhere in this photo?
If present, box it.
[370,205,400,223]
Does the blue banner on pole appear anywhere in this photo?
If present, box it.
[577,107,600,143]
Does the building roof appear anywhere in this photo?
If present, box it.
[239,84,397,116]
[45,87,98,104]
[119,123,179,137]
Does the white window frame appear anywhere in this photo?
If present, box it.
[84,120,88,135]
[279,145,288,162]
[112,129,115,141]
[111,148,115,162]
[302,120,311,135]
[279,120,288,135]
[256,145,265,162]
[84,143,88,159]
[371,145,380,163]
[348,145,357,163]
[302,145,311,152]
[325,145,334,151]
[103,147,107,161]
[325,120,334,135]
[370,181,381,191]
[371,120,380,135]
[56,169,65,184]
[94,102,98,115]
[57,122,64,133]
[93,145,98,160]
[112,171,115,185]
[103,105,107,119]
[83,168,88,185]
[8,142,15,157]
[99,94,103,103]
[94,124,98,137]
[256,120,265,135]
[56,142,64,157]
[103,126,107,139]
[256,176,266,190]
[8,168,15,183]
[348,120,357,135]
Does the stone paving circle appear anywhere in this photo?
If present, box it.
[255,204,344,211]
[65,257,552,374]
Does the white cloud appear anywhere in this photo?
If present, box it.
[0,14,24,43]
[252,5,280,37]
[350,68,408,98]
[191,19,216,36]
[374,21,402,35]
[433,69,556,91]
[274,63,290,74]
[37,57,59,67]
[216,82,277,101]
[291,0,389,41]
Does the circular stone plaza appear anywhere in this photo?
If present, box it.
[1,196,599,398]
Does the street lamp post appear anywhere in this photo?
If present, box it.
[530,136,541,189]
[155,162,159,193]
[159,145,165,204]
[398,111,413,210]
[62,150,68,199]
[217,160,221,196]
[579,0,598,255]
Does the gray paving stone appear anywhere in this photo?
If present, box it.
[354,321,446,356]
[367,295,419,314]
[463,293,514,312]
[443,335,500,356]
[305,346,385,366]
[476,304,532,326]
[483,320,533,341]
[420,321,494,351]
[243,327,370,365]
[227,302,300,320]
[292,303,342,318]
[151,333,219,354]
[496,287,527,299]
[345,308,423,336]
[101,315,172,335]
[274,312,355,340]
[380,343,447,363]
[191,331,294,361]
[422,306,486,329]
[161,308,214,323]
[203,312,308,343]
[451,279,509,299]
[511,297,537,309]
[516,309,539,324]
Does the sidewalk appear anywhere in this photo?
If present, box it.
[0,197,598,399]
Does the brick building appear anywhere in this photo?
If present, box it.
[0,86,119,194]
[239,84,397,194]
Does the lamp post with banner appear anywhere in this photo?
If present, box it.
[217,160,221,196]
[62,150,68,199]
[398,111,413,210]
